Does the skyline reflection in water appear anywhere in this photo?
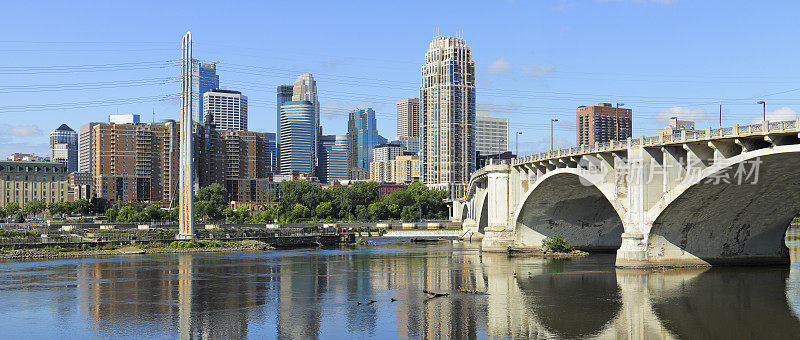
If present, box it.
[0,235,797,339]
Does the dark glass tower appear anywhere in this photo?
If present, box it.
[198,63,219,122]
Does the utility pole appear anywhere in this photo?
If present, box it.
[551,119,558,150]
[178,32,195,239]
[516,131,522,156]
[719,104,722,128]
[615,103,625,142]
[758,101,766,122]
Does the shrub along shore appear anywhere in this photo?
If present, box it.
[0,240,273,260]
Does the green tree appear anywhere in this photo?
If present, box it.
[70,199,91,216]
[195,183,228,220]
[116,206,140,222]
[233,206,250,223]
[368,202,389,221]
[48,201,68,219]
[286,204,310,222]
[23,199,46,219]
[355,204,371,222]
[314,201,334,220]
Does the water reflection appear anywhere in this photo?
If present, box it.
[0,238,798,338]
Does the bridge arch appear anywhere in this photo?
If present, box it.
[475,191,489,234]
[513,169,624,251]
[644,145,800,266]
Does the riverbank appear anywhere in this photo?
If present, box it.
[0,240,275,260]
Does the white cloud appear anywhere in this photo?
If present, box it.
[656,106,709,125]
[521,62,555,76]
[487,58,512,74]
[0,124,42,137]
[750,107,798,124]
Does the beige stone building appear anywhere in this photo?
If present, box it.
[396,98,420,154]
[419,36,476,199]
[370,155,420,184]
[0,160,68,207]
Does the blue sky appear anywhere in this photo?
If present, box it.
[1,0,799,156]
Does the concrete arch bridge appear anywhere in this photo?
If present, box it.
[453,119,800,267]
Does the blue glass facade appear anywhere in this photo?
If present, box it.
[347,108,382,173]
[265,132,277,174]
[279,101,315,175]
[317,135,350,183]
[198,63,219,122]
[276,85,294,173]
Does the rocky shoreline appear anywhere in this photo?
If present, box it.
[0,240,275,260]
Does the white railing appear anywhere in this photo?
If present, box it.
[509,118,800,166]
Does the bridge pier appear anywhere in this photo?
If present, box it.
[482,162,515,251]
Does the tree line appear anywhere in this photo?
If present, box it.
[0,181,450,224]
[184,181,449,223]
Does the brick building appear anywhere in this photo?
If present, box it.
[88,121,272,204]
[577,103,632,146]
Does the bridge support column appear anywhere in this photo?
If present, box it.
[482,163,514,252]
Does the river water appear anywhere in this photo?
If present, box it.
[0,232,798,339]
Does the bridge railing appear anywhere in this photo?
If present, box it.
[510,118,800,166]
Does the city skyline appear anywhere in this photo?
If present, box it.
[2,1,799,159]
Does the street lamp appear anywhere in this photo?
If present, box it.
[615,103,625,142]
[516,131,523,157]
[550,119,558,150]
[757,101,766,122]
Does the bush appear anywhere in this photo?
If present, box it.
[542,236,574,253]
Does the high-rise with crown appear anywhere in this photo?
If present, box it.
[419,36,476,199]
[292,74,320,170]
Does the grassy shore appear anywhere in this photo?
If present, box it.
[0,240,273,260]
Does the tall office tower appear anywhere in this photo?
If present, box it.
[291,74,320,168]
[198,62,219,121]
[109,114,141,124]
[279,101,316,175]
[396,98,420,154]
[265,132,277,174]
[317,135,350,183]
[420,36,476,199]
[347,108,383,173]
[49,124,78,173]
[79,122,100,173]
[276,85,294,173]
[576,103,632,146]
[203,89,248,131]
[373,141,404,162]
[475,110,508,156]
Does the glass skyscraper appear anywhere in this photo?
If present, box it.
[347,108,384,173]
[276,85,294,173]
[279,101,315,175]
[265,132,277,174]
[49,124,78,172]
[198,63,219,121]
[317,135,350,183]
